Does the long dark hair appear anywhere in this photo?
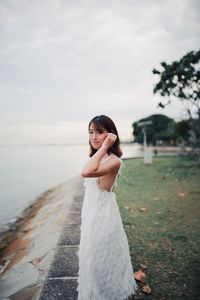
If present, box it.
[88,115,123,157]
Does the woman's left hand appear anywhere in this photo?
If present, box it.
[101,133,117,149]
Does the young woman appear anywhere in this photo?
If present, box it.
[77,115,138,299]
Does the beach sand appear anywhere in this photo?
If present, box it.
[0,175,83,300]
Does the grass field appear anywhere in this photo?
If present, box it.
[116,156,200,300]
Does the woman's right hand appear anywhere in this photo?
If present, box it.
[101,133,117,150]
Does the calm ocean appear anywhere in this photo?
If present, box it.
[0,143,142,233]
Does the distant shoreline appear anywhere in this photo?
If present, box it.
[0,140,133,147]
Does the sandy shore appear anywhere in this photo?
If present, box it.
[0,175,83,300]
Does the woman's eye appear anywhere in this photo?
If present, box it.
[89,130,103,134]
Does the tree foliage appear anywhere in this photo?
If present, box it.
[175,120,190,142]
[152,50,200,117]
[153,50,200,159]
[132,114,177,145]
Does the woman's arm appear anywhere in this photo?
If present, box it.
[81,133,119,177]
[81,155,121,178]
[81,145,108,176]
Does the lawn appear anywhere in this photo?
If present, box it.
[116,156,200,300]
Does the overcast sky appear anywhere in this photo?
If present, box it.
[0,0,199,145]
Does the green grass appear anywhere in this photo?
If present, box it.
[116,156,200,300]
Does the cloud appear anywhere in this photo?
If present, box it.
[0,0,199,144]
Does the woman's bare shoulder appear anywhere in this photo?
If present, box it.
[109,154,122,167]
[109,153,122,161]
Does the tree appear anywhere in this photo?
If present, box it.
[152,50,200,117]
[152,50,200,156]
[132,114,177,145]
[175,120,190,143]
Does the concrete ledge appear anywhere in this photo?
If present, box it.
[39,193,84,300]
[47,246,79,278]
[63,213,81,226]
[39,278,78,300]
[69,203,82,214]
[58,227,80,246]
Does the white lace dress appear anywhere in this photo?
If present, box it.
[77,157,138,300]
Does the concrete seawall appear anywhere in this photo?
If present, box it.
[39,194,83,300]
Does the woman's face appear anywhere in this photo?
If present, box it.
[89,123,108,149]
